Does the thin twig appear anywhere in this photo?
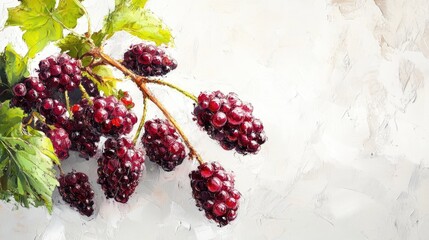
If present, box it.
[75,0,92,36]
[64,90,71,116]
[88,60,106,68]
[132,96,147,145]
[85,66,105,84]
[145,78,198,103]
[57,165,65,176]
[79,84,93,104]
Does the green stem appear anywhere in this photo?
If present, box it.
[64,90,71,116]
[132,96,147,145]
[57,165,65,176]
[32,111,46,122]
[145,78,198,103]
[73,0,92,36]
[23,114,34,126]
[79,84,93,105]
[32,112,55,130]
[84,66,105,84]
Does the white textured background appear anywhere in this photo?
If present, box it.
[1,0,429,239]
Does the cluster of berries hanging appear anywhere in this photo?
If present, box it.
[9,40,266,227]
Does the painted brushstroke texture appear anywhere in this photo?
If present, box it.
[1,0,429,239]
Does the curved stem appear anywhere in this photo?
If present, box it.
[24,114,34,126]
[57,165,65,176]
[132,96,147,145]
[32,111,46,123]
[88,60,106,68]
[145,78,198,103]
[32,112,55,130]
[84,66,105,84]
[64,90,71,115]
[94,49,204,164]
[79,84,93,105]
[76,0,92,36]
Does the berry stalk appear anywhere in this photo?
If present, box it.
[132,96,147,145]
[79,84,93,104]
[145,78,197,103]
[57,164,65,176]
[64,90,71,116]
[84,66,105,84]
[93,49,204,164]
[32,111,48,125]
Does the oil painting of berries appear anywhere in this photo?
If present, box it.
[0,0,266,232]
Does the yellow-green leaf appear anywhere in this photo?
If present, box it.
[54,0,85,29]
[0,101,59,212]
[6,0,85,58]
[0,101,24,136]
[103,4,173,46]
[116,0,148,8]
[57,34,91,59]
[0,45,29,87]
[131,0,148,8]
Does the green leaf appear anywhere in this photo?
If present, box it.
[131,0,149,8]
[83,65,118,96]
[115,0,148,8]
[6,0,85,58]
[54,0,85,29]
[103,4,173,46]
[57,34,91,59]
[91,31,105,47]
[0,45,29,87]
[0,101,25,136]
[56,33,106,66]
[0,101,59,212]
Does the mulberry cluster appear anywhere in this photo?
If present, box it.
[142,119,186,171]
[190,162,240,226]
[193,91,266,154]
[91,96,137,137]
[66,99,100,159]
[10,77,48,113]
[97,137,145,203]
[123,43,177,77]
[37,53,82,92]
[58,171,95,216]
